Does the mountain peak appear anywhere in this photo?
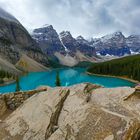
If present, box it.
[112,31,124,36]
[59,31,72,38]
[76,35,89,45]
[76,35,85,40]
[113,31,123,36]
[33,25,54,34]
[41,24,52,28]
[0,8,19,24]
[100,31,124,43]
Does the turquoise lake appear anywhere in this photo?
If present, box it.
[0,68,135,94]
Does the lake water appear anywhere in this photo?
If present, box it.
[0,68,135,94]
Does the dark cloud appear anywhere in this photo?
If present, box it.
[0,0,140,37]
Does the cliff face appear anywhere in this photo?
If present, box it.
[90,32,131,56]
[0,83,140,140]
[32,25,65,56]
[32,26,97,67]
[0,8,48,72]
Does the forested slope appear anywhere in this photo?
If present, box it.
[87,55,140,81]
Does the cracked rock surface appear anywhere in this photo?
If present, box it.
[0,83,140,140]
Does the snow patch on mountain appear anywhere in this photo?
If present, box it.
[76,36,90,45]
[96,52,101,56]
[31,23,140,61]
[60,31,72,39]
[130,49,140,55]
[58,35,69,53]
[100,31,123,43]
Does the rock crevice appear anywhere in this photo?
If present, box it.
[45,89,70,139]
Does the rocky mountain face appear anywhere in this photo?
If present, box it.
[32,25,140,62]
[32,25,65,56]
[1,8,139,69]
[126,35,140,53]
[60,31,96,57]
[32,26,97,66]
[90,32,130,56]
[0,8,48,72]
[90,32,140,56]
[32,26,96,57]
[0,83,140,140]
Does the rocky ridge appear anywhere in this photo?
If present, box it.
[0,8,48,73]
[32,25,140,60]
[0,83,140,140]
[33,25,65,56]
[32,27,97,66]
[91,32,131,56]
[0,8,140,69]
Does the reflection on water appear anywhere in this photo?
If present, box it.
[65,82,69,86]
[61,68,78,79]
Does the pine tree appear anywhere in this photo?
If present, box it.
[0,78,4,84]
[15,76,20,92]
[55,71,61,86]
[87,55,140,81]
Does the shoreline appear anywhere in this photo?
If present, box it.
[0,69,139,89]
[0,80,15,87]
[86,72,139,84]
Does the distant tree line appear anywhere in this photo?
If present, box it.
[87,55,140,81]
[0,69,15,84]
[15,76,21,92]
[0,69,21,91]
[0,70,13,79]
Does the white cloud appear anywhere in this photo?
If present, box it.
[0,0,140,38]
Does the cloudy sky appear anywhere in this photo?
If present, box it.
[0,0,140,38]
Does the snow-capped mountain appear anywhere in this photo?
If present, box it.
[32,25,140,58]
[32,25,65,56]
[1,8,140,69]
[100,31,124,43]
[76,36,90,45]
[90,32,132,56]
[32,24,140,66]
[60,31,96,57]
[126,35,140,53]
[30,25,140,67]
[32,26,97,66]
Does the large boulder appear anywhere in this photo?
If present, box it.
[0,83,140,140]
